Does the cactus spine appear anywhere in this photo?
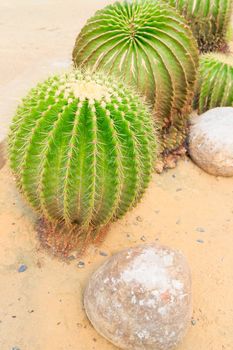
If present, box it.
[197,53,233,113]
[72,0,199,156]
[167,0,233,53]
[8,71,156,248]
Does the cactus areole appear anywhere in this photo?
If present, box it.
[72,0,199,156]
[8,71,156,251]
[197,54,233,114]
[167,0,233,53]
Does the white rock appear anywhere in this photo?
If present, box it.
[84,244,192,350]
[189,107,233,176]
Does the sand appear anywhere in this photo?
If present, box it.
[0,1,233,349]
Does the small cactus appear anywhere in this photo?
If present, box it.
[8,70,156,252]
[72,0,199,156]
[197,53,233,114]
[167,0,233,53]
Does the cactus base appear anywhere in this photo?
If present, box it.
[155,110,190,170]
[156,146,187,173]
[198,35,230,54]
[37,219,109,259]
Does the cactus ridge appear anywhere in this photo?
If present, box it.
[167,0,233,53]
[8,70,156,236]
[197,53,233,113]
[72,0,199,155]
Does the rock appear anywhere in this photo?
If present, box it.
[18,264,27,273]
[176,188,183,192]
[67,255,76,261]
[136,216,143,222]
[84,244,192,350]
[196,227,205,233]
[99,251,108,257]
[189,107,233,176]
[77,261,85,268]
[196,239,204,244]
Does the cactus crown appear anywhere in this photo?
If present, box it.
[197,53,233,114]
[167,0,233,53]
[72,0,199,155]
[8,70,156,243]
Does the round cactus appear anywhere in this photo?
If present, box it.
[167,0,233,53]
[8,70,156,251]
[72,0,199,156]
[197,53,233,114]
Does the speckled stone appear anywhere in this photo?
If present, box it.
[84,244,192,350]
[189,108,233,177]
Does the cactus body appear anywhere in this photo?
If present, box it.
[72,0,199,156]
[197,54,233,114]
[8,71,156,245]
[167,0,233,53]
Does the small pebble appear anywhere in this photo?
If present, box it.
[12,347,21,350]
[18,265,27,273]
[99,251,108,257]
[77,261,85,268]
[176,188,183,192]
[67,255,76,261]
[176,219,181,225]
[196,239,204,244]
[196,227,205,233]
[140,235,146,242]
[136,216,143,222]
[191,319,197,326]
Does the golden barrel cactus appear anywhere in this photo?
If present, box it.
[73,0,199,157]
[197,53,233,113]
[8,70,156,254]
[167,0,233,53]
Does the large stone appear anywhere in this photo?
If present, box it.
[189,107,233,176]
[84,244,192,350]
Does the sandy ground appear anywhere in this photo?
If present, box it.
[0,1,233,350]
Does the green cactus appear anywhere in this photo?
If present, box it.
[72,0,199,156]
[166,0,233,53]
[196,53,233,114]
[8,70,156,250]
